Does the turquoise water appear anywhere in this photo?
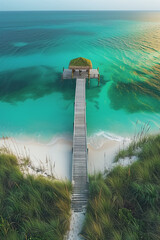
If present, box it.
[0,11,160,140]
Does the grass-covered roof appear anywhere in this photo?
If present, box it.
[69,57,92,69]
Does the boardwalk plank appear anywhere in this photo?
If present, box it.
[72,78,88,212]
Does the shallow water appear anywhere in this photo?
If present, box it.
[0,11,160,141]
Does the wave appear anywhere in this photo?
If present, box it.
[47,133,73,146]
[88,131,131,149]
[2,131,131,151]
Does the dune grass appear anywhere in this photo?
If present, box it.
[115,122,151,162]
[0,153,72,240]
[82,134,160,240]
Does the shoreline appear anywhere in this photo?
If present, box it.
[0,134,131,180]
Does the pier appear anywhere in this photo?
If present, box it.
[62,57,100,213]
[72,77,88,212]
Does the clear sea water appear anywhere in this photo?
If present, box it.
[0,11,160,141]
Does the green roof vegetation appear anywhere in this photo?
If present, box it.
[69,57,92,68]
[82,133,160,240]
[0,152,71,240]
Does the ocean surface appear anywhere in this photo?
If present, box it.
[0,11,160,141]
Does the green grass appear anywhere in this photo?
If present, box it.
[115,122,151,162]
[69,57,92,68]
[82,134,160,240]
[0,153,72,240]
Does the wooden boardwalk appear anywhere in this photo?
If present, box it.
[72,78,88,212]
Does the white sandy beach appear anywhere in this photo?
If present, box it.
[0,133,131,180]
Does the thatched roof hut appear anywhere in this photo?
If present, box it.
[69,57,92,70]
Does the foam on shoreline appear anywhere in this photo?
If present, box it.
[0,132,131,180]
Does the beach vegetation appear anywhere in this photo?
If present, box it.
[82,133,160,240]
[0,152,71,240]
[115,122,151,162]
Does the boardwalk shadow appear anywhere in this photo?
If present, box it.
[86,75,107,109]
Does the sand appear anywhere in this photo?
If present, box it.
[0,137,73,180]
[0,134,131,180]
[65,211,86,240]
